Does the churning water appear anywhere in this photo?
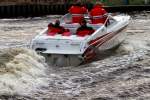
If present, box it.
[0,12,150,99]
[0,48,49,97]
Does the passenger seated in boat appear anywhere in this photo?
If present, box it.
[48,20,71,36]
[76,19,95,37]
[48,20,64,35]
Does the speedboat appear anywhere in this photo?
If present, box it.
[30,13,130,66]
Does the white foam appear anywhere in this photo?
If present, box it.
[117,37,150,54]
[0,48,48,96]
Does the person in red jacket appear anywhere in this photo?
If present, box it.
[48,20,71,36]
[48,20,65,36]
[76,19,95,37]
[69,2,88,23]
[90,3,107,24]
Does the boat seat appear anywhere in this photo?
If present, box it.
[61,23,80,28]
[62,31,71,36]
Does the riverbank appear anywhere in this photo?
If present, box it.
[0,4,150,18]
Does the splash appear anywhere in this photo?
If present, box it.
[0,48,48,96]
[116,39,149,54]
[116,31,150,54]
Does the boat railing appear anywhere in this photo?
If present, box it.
[104,14,117,27]
[104,15,110,26]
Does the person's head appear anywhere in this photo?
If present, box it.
[74,2,81,6]
[80,19,87,26]
[48,22,53,27]
[55,20,60,27]
[94,2,103,8]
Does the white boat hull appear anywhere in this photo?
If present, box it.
[31,14,130,66]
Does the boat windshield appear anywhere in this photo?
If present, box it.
[104,15,117,27]
[60,13,90,24]
[60,13,72,24]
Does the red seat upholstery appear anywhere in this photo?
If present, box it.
[62,32,71,36]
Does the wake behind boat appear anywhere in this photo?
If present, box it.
[30,13,130,66]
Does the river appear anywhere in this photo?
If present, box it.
[0,12,150,100]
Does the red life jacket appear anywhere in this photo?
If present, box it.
[90,5,107,24]
[48,27,63,36]
[77,29,94,37]
[69,6,87,23]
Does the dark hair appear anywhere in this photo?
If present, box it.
[55,20,60,27]
[74,3,81,6]
[80,19,87,24]
[48,23,53,27]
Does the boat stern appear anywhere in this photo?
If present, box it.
[31,35,89,55]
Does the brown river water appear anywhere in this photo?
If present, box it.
[0,12,150,100]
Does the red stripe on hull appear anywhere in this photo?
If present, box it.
[89,25,128,48]
[83,25,128,61]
